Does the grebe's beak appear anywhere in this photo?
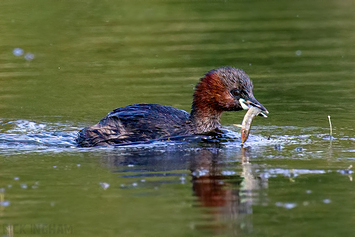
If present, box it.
[239,97,269,117]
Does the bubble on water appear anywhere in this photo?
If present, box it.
[140,179,146,183]
[295,50,302,56]
[295,147,303,152]
[76,164,81,167]
[0,200,10,207]
[14,177,19,181]
[7,184,12,188]
[120,184,125,188]
[99,182,110,190]
[24,53,35,61]
[13,48,24,56]
[284,203,297,209]
[323,199,331,204]
[20,183,28,189]
[53,166,57,169]
[275,202,297,209]
[306,190,312,194]
[50,202,55,206]
[127,164,134,167]
[132,182,138,187]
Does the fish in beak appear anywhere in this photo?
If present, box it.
[237,96,269,144]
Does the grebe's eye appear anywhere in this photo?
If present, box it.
[230,89,240,98]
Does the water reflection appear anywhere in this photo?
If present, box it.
[0,121,354,236]
[190,147,268,235]
[102,144,268,235]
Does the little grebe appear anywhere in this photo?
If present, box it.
[76,67,268,147]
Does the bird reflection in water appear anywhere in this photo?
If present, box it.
[190,147,268,235]
[101,143,268,235]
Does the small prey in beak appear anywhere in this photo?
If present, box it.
[235,97,269,144]
[239,106,265,144]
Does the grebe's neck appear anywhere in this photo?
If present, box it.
[188,72,225,133]
[189,108,222,134]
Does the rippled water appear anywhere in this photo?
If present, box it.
[1,0,355,236]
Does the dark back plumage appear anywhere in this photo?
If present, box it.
[76,104,190,147]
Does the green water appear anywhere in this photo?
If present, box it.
[1,0,355,236]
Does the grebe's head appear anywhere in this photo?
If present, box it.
[192,67,268,117]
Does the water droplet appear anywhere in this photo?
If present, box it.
[13,48,24,56]
[99,182,110,190]
[0,201,10,207]
[24,53,35,61]
[14,177,19,181]
[20,183,28,189]
[306,190,312,194]
[323,199,331,204]
[76,164,81,167]
[132,182,138,187]
[284,203,297,209]
[295,147,303,152]
[295,50,302,56]
[53,166,57,169]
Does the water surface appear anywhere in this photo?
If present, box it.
[0,0,354,236]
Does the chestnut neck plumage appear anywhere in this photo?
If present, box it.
[188,72,225,134]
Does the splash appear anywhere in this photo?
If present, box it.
[0,120,78,155]
[0,120,350,156]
